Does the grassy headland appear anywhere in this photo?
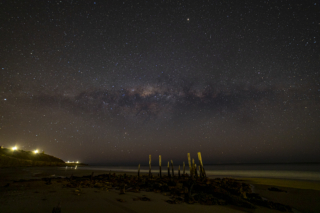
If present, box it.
[0,147,65,167]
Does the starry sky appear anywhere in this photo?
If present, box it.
[1,0,320,165]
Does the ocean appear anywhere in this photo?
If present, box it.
[72,163,320,181]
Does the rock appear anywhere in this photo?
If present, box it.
[52,203,61,213]
[268,187,287,192]
[59,173,292,210]
[218,199,226,205]
[120,185,125,194]
[184,186,188,194]
[248,195,292,212]
[139,196,151,201]
[176,183,183,188]
[166,199,176,204]
[247,193,263,200]
[42,178,52,185]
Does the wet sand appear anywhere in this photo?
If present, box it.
[240,178,320,212]
[1,167,320,213]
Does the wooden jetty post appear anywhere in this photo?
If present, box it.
[192,158,195,178]
[167,161,170,177]
[138,164,140,177]
[90,172,94,181]
[197,152,206,177]
[187,153,192,176]
[199,164,203,177]
[171,160,174,177]
[197,152,202,177]
[159,155,162,178]
[178,165,181,178]
[183,162,185,175]
[149,155,152,177]
[194,164,198,178]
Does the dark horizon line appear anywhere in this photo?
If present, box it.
[86,161,320,167]
[204,162,320,166]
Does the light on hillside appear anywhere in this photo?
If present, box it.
[34,149,39,154]
[12,146,17,151]
[76,161,79,163]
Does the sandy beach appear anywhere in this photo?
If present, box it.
[1,167,320,213]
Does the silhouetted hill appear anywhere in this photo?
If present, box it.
[0,147,65,167]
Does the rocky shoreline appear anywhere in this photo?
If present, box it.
[20,172,293,212]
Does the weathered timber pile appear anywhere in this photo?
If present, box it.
[61,173,292,212]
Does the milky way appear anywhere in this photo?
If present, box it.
[33,81,274,119]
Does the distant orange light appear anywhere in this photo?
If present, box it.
[34,149,39,154]
[12,146,17,151]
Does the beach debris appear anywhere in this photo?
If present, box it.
[52,202,61,213]
[268,187,287,192]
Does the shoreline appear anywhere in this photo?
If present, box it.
[2,166,320,189]
[1,166,320,212]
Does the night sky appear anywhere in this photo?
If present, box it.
[1,0,320,165]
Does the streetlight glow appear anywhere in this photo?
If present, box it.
[34,149,39,154]
[12,146,17,151]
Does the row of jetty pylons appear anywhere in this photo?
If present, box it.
[137,152,206,178]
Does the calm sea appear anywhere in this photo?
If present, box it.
[75,163,320,181]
